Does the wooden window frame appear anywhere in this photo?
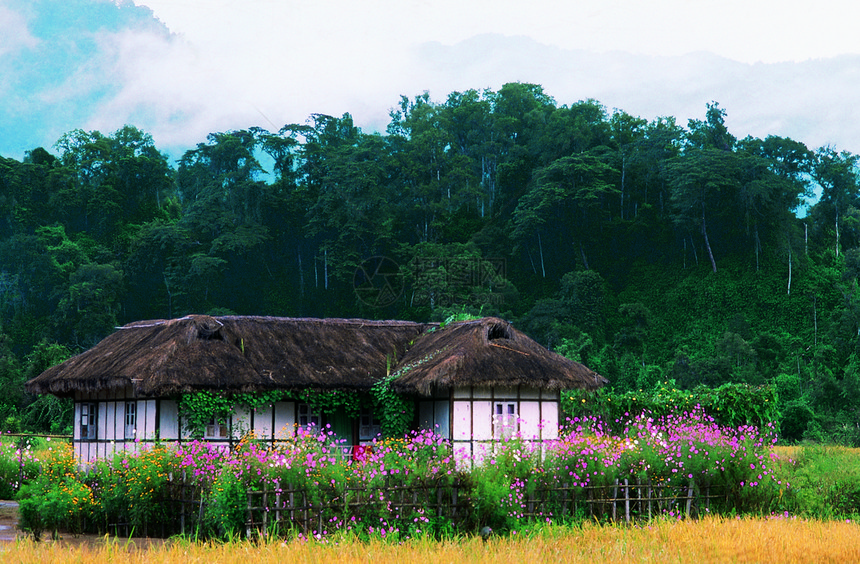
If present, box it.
[204,417,229,439]
[80,402,97,441]
[493,401,518,441]
[124,401,137,440]
[297,403,321,430]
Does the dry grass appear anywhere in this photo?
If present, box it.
[3,516,860,563]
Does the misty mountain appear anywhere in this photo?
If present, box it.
[2,1,860,160]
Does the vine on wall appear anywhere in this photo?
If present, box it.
[178,345,452,440]
[371,349,447,438]
[177,389,364,438]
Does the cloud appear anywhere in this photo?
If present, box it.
[3,0,860,162]
[0,5,39,57]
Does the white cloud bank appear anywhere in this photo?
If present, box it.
[3,0,860,159]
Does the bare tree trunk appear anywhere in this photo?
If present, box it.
[787,241,792,295]
[690,234,699,267]
[526,246,537,275]
[836,209,840,257]
[620,155,626,221]
[163,272,173,319]
[298,250,305,298]
[538,232,546,278]
[754,225,761,272]
[702,207,717,273]
[814,295,818,348]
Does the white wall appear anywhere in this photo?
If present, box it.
[450,386,561,467]
[71,388,562,464]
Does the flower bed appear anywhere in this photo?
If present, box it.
[0,434,53,499]
[10,407,795,540]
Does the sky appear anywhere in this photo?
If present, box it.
[3,0,860,161]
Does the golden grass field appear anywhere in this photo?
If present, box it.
[2,516,860,564]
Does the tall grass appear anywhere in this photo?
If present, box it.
[774,445,860,517]
[3,516,860,563]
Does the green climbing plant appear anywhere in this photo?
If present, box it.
[177,391,234,438]
[371,350,449,439]
[295,389,362,419]
[178,388,367,438]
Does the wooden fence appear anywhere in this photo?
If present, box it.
[102,474,733,537]
[518,479,731,523]
[243,479,465,537]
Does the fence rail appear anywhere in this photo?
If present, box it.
[99,474,734,538]
[520,479,731,522]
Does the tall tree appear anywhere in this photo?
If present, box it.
[812,147,859,257]
[54,126,172,245]
[667,148,744,272]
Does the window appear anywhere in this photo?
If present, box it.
[358,408,381,442]
[80,402,97,441]
[204,417,229,439]
[493,402,517,441]
[297,403,321,429]
[124,401,137,440]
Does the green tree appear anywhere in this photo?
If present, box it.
[21,342,73,433]
[667,148,744,272]
[56,262,124,347]
[512,151,619,275]
[811,147,859,257]
[54,126,172,246]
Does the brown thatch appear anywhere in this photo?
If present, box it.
[25,315,607,399]
[25,315,429,398]
[389,317,608,396]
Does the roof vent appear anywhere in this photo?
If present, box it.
[487,322,512,341]
[195,316,224,340]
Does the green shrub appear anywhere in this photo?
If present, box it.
[203,470,247,538]
[778,445,860,517]
[563,382,779,434]
[16,442,95,538]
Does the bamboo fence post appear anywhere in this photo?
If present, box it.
[276,488,282,530]
[624,479,630,524]
[178,470,185,536]
[289,485,295,523]
[647,478,652,520]
[612,480,618,522]
[585,486,594,517]
[262,488,268,535]
[246,490,253,538]
[685,479,694,518]
[561,482,568,518]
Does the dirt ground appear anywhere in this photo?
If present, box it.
[0,501,170,549]
[0,501,19,542]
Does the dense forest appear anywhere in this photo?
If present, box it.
[1,83,858,443]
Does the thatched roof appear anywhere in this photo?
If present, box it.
[389,317,607,396]
[25,315,429,398]
[25,315,607,398]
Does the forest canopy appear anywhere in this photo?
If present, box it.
[1,83,858,443]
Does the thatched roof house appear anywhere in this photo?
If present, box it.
[26,315,606,462]
[391,317,605,396]
[26,315,605,398]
